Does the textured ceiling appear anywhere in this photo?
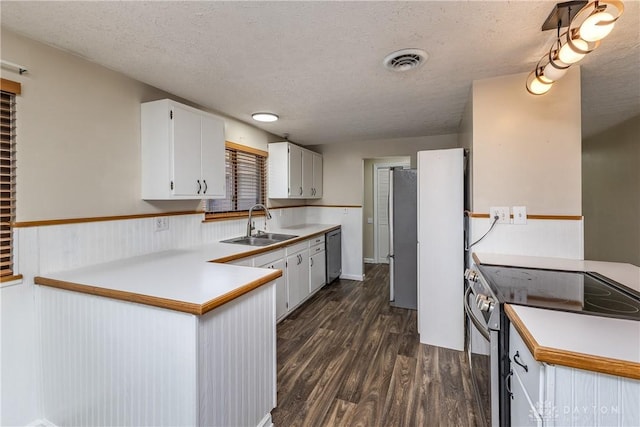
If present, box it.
[1,1,638,145]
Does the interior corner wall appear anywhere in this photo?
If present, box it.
[307,134,459,206]
[583,115,640,266]
[471,68,582,215]
[1,29,276,222]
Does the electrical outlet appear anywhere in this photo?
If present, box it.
[513,206,527,225]
[489,207,510,224]
[154,216,169,231]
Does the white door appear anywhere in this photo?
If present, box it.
[376,167,391,264]
[171,105,202,196]
[200,114,226,198]
[288,144,303,198]
[302,149,314,198]
[312,153,323,198]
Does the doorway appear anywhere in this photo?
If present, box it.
[363,157,410,264]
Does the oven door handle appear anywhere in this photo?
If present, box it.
[464,286,491,341]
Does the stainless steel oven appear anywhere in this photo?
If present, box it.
[464,263,640,427]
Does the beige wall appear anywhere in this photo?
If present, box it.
[1,29,278,222]
[307,134,458,206]
[471,68,582,215]
[583,115,640,265]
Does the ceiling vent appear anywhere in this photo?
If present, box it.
[383,48,428,72]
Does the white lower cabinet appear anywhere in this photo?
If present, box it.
[509,325,640,427]
[224,233,332,322]
[286,242,310,311]
[254,249,288,322]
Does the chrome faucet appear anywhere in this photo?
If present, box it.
[246,204,272,237]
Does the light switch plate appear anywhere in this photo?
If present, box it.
[489,207,510,224]
[367,217,373,224]
[513,206,527,225]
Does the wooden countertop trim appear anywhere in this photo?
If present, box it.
[14,210,203,228]
[35,269,282,316]
[468,213,582,220]
[505,304,640,381]
[211,225,341,263]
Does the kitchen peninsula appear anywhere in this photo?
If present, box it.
[473,253,640,426]
[33,224,339,427]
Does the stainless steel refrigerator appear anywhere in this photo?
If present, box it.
[389,168,417,310]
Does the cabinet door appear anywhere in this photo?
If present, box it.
[312,153,323,198]
[171,104,202,196]
[288,144,304,198]
[302,149,314,198]
[511,370,543,427]
[200,114,226,198]
[309,250,326,293]
[286,250,309,309]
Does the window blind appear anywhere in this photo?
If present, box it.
[0,90,16,277]
[206,144,267,215]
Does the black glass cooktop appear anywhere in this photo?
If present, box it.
[477,265,640,321]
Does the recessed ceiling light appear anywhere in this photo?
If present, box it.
[252,112,279,122]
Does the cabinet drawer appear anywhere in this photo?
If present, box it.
[310,244,325,255]
[308,234,325,247]
[286,241,308,256]
[253,249,285,267]
[509,325,543,406]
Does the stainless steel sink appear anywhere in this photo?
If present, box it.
[220,232,298,246]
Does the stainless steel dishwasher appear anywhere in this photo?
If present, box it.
[325,228,342,284]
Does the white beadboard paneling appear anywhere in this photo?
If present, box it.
[37,214,213,274]
[38,287,198,426]
[547,366,640,427]
[197,282,276,426]
[470,217,584,259]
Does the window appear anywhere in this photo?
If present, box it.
[205,142,267,219]
[0,79,20,280]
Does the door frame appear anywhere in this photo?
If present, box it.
[372,160,410,264]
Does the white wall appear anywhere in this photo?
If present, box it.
[307,134,459,206]
[1,29,277,222]
[471,68,582,215]
[465,69,584,260]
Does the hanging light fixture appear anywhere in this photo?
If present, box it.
[526,0,624,95]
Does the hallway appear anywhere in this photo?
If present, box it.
[272,264,480,426]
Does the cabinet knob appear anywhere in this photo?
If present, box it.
[197,180,201,194]
[203,180,207,194]
[299,187,303,196]
[311,258,314,267]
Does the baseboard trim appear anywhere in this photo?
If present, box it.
[26,419,57,427]
[340,273,364,281]
[257,413,273,427]
[363,258,376,264]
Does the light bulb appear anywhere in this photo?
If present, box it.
[543,62,568,81]
[526,71,553,95]
[580,12,615,42]
[558,38,588,64]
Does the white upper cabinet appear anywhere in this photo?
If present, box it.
[141,99,225,200]
[268,142,322,199]
[311,152,323,198]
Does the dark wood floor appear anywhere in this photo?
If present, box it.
[272,264,481,427]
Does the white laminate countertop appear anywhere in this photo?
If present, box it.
[35,224,339,315]
[506,304,640,380]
